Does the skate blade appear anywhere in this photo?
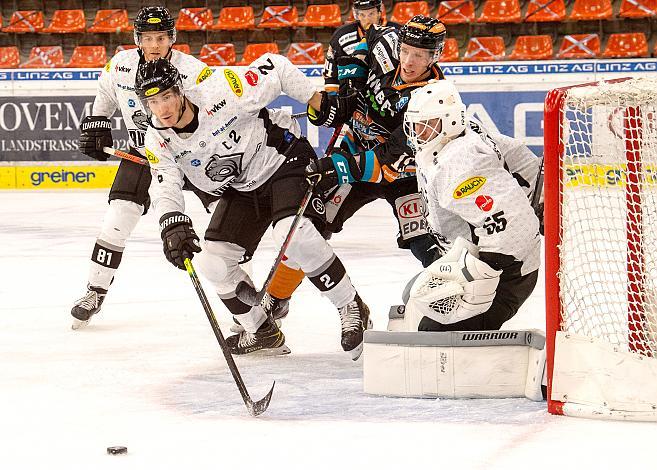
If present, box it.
[349,343,364,361]
[71,318,90,330]
[237,344,291,357]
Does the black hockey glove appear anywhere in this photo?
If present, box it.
[305,150,363,193]
[159,212,201,270]
[336,55,368,93]
[79,116,112,161]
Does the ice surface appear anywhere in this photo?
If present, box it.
[2,191,656,469]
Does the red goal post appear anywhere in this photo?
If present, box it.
[544,77,657,420]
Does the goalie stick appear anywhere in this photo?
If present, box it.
[184,258,275,417]
[235,124,345,306]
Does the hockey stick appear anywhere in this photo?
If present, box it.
[184,258,275,417]
[291,112,307,119]
[103,147,148,166]
[235,124,344,306]
[531,157,544,211]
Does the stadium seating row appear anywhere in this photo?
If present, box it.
[0,0,654,35]
[0,32,650,68]
[0,42,326,68]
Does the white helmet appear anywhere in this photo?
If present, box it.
[403,79,466,155]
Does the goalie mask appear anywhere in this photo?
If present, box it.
[134,6,176,49]
[403,79,466,156]
[135,58,187,130]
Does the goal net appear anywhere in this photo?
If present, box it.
[544,77,657,420]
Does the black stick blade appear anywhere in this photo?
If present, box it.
[247,381,276,417]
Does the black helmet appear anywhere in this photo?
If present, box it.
[134,6,176,46]
[135,58,185,129]
[353,0,382,10]
[399,15,446,57]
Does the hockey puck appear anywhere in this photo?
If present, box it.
[107,446,128,455]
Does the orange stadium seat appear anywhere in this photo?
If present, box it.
[287,42,325,64]
[568,0,613,20]
[437,1,476,25]
[67,45,107,67]
[173,44,192,54]
[464,36,506,61]
[0,46,20,68]
[556,34,600,59]
[258,6,298,29]
[524,0,566,22]
[508,35,553,60]
[478,0,522,22]
[602,33,648,58]
[88,9,132,33]
[43,9,86,33]
[200,43,236,65]
[299,4,342,27]
[619,0,657,18]
[439,38,459,61]
[115,45,138,54]
[176,8,213,31]
[20,46,64,68]
[3,10,45,33]
[213,7,255,30]
[390,2,430,23]
[238,43,280,65]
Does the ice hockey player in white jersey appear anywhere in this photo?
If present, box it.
[70,6,214,329]
[136,56,372,359]
[400,79,541,331]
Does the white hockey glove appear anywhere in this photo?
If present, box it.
[406,240,501,326]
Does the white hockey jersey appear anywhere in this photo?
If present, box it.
[416,120,541,276]
[145,53,318,220]
[92,48,213,154]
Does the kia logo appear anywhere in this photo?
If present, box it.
[399,197,421,219]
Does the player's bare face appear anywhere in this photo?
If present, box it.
[354,7,381,31]
[146,89,182,127]
[399,44,434,83]
[139,32,172,61]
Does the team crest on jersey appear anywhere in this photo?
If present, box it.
[453,176,486,199]
[196,66,213,84]
[131,110,149,131]
[145,148,159,164]
[223,69,243,97]
[205,152,244,184]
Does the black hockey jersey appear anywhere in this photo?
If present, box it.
[323,20,400,94]
[332,25,444,183]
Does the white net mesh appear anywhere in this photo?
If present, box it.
[559,77,657,355]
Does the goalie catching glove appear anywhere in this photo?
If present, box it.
[405,238,502,328]
[159,212,201,270]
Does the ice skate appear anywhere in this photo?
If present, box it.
[71,285,107,330]
[338,293,372,360]
[226,316,291,356]
[229,292,289,333]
